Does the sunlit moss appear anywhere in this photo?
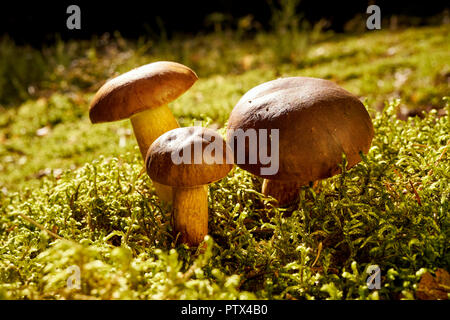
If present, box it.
[0,99,448,299]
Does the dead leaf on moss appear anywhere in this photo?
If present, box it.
[416,269,450,300]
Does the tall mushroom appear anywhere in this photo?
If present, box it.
[145,126,233,246]
[227,77,374,206]
[89,61,198,203]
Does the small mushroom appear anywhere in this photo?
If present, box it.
[145,126,233,246]
[89,61,198,203]
[227,77,374,206]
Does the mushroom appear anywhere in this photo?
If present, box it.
[89,61,198,203]
[145,126,233,246]
[227,77,374,206]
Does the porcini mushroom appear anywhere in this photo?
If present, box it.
[89,61,198,203]
[227,77,374,206]
[145,126,233,246]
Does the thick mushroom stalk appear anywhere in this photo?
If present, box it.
[172,185,208,245]
[262,179,304,206]
[130,105,179,202]
[130,105,179,158]
[146,126,233,246]
[89,61,198,204]
[262,179,319,206]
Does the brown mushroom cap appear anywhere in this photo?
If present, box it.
[146,127,234,187]
[226,77,374,183]
[89,61,198,123]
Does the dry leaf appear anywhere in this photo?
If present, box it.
[416,269,450,300]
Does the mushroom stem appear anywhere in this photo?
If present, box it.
[262,179,304,206]
[172,185,208,246]
[131,105,179,203]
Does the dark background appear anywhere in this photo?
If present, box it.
[1,0,448,45]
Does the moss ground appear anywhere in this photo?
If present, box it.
[0,24,449,299]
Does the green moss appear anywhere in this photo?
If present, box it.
[0,99,448,299]
[0,23,449,300]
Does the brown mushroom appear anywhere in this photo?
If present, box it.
[146,126,233,246]
[89,61,198,203]
[227,77,374,206]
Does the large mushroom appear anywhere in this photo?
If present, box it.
[146,126,233,246]
[227,77,374,206]
[89,61,198,203]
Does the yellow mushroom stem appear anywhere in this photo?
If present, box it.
[130,105,179,203]
[172,185,208,246]
[262,179,313,207]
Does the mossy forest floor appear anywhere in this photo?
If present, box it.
[0,24,449,299]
